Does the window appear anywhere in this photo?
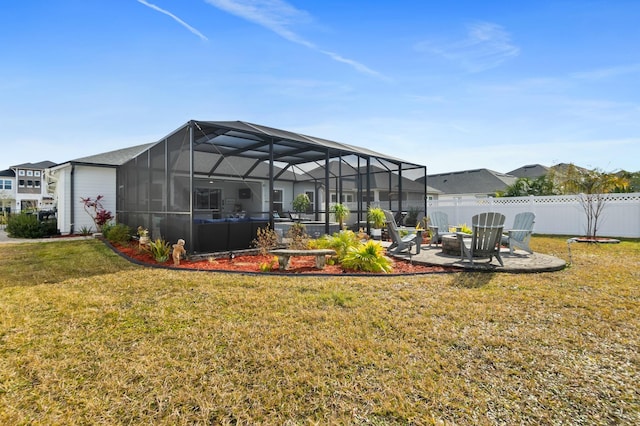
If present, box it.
[19,179,25,187]
[330,193,354,203]
[27,180,33,188]
[34,171,41,177]
[34,180,41,188]
[27,170,33,176]
[305,191,314,213]
[18,170,25,176]
[272,189,283,214]
[2,180,11,189]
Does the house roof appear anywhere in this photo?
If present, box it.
[11,161,57,170]
[508,164,549,179]
[419,168,518,195]
[0,169,16,177]
[55,143,157,168]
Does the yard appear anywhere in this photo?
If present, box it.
[0,237,638,424]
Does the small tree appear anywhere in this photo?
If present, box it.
[80,195,113,232]
[560,165,626,239]
[292,194,311,214]
[331,203,350,229]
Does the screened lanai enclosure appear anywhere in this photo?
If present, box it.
[117,120,427,253]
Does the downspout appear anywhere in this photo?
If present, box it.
[423,166,428,222]
[324,150,330,234]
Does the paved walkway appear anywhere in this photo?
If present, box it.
[386,242,567,273]
[0,229,93,244]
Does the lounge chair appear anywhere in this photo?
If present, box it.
[383,210,417,254]
[458,212,506,267]
[501,212,535,254]
[428,211,455,246]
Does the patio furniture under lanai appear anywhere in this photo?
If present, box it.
[384,209,417,254]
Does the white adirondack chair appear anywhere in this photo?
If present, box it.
[383,210,417,254]
[458,212,506,267]
[501,212,535,254]
[428,211,454,246]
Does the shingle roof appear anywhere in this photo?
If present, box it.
[508,164,549,179]
[0,169,15,177]
[12,161,57,169]
[66,143,157,166]
[419,168,518,195]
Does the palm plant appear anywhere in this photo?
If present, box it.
[341,240,393,273]
[331,203,350,229]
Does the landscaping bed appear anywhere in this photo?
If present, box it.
[112,241,456,275]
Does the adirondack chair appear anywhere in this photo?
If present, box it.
[428,211,454,246]
[383,210,417,254]
[458,212,506,267]
[501,212,535,254]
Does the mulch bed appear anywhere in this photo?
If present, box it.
[111,242,456,275]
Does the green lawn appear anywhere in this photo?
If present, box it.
[0,237,638,424]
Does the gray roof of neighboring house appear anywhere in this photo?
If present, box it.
[63,143,157,167]
[12,161,57,170]
[418,168,518,195]
[0,169,16,177]
[508,164,549,179]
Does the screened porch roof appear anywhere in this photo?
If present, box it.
[189,120,425,182]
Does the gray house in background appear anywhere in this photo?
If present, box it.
[419,168,518,199]
[508,164,550,179]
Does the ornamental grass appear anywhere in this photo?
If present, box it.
[0,236,638,424]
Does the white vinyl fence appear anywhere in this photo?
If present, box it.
[426,193,640,238]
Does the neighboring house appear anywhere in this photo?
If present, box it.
[508,164,550,179]
[46,143,155,234]
[0,161,57,214]
[0,168,16,215]
[419,168,518,200]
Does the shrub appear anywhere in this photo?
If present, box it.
[341,240,393,273]
[148,238,171,263]
[40,220,60,237]
[80,195,113,232]
[6,213,46,238]
[79,225,94,236]
[312,230,360,261]
[287,222,309,250]
[105,223,132,245]
[252,224,279,255]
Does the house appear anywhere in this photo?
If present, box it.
[46,143,156,234]
[418,168,518,199]
[507,164,550,179]
[47,120,428,253]
[0,161,56,215]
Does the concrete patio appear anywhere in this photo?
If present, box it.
[385,242,567,273]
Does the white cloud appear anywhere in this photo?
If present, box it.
[416,21,520,72]
[137,0,209,41]
[203,0,385,79]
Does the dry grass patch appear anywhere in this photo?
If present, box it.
[0,237,638,424]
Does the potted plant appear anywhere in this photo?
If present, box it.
[137,226,150,247]
[367,207,386,239]
[331,203,350,230]
[292,193,311,221]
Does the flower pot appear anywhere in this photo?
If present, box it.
[371,228,382,240]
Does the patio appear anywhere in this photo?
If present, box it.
[386,242,567,272]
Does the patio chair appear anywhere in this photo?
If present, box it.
[458,212,506,267]
[501,212,535,254]
[383,210,417,254]
[428,211,454,246]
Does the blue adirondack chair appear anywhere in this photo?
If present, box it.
[501,212,535,254]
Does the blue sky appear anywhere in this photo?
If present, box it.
[1,0,639,174]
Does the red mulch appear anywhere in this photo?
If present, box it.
[111,242,454,275]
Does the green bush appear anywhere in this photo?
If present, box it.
[341,240,393,273]
[5,213,59,238]
[104,223,131,245]
[312,230,360,261]
[148,238,171,263]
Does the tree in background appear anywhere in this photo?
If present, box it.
[498,175,558,197]
[559,165,629,239]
